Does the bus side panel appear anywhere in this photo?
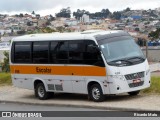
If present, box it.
[12,74,34,90]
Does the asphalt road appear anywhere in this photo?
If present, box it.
[0,102,107,120]
[0,102,101,111]
[0,103,159,120]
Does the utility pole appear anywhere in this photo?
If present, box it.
[146,39,148,59]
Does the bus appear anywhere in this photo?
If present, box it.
[10,30,150,102]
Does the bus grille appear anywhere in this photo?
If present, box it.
[128,81,144,88]
[125,71,145,80]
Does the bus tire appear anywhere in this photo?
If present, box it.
[128,90,140,96]
[35,83,50,100]
[89,84,105,102]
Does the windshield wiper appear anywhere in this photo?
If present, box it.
[108,59,133,65]
[127,56,145,61]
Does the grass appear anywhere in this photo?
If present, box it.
[0,72,12,86]
[0,73,160,94]
[142,76,160,95]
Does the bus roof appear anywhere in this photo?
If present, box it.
[12,30,130,42]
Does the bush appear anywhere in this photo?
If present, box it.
[2,51,10,72]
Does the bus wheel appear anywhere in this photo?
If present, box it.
[89,84,105,102]
[35,83,50,100]
[128,90,140,96]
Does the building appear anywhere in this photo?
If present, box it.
[80,14,90,23]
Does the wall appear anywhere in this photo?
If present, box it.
[142,49,160,62]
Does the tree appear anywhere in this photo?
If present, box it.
[125,7,131,12]
[41,27,56,33]
[135,28,140,32]
[19,13,24,17]
[56,26,65,32]
[148,28,160,40]
[150,10,158,18]
[17,30,26,35]
[101,9,111,18]
[32,11,35,15]
[56,7,71,18]
[112,11,121,20]
[73,9,90,20]
[15,14,19,17]
[49,15,55,21]
[2,51,10,72]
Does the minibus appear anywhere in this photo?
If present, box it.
[10,30,150,102]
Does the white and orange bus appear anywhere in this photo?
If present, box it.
[10,30,150,102]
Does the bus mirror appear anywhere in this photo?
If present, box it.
[88,45,101,53]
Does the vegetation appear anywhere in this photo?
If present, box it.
[57,7,123,20]
[0,73,11,86]
[73,9,111,20]
[142,77,160,94]
[73,9,90,20]
[148,28,160,40]
[1,51,10,72]
[111,11,122,20]
[27,27,57,34]
[56,7,71,18]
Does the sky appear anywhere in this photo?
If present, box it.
[0,0,160,16]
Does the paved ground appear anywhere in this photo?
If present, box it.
[151,72,160,76]
[0,85,160,111]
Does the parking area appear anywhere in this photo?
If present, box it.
[0,85,160,111]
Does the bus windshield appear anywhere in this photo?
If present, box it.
[99,38,145,66]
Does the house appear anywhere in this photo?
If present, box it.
[38,19,47,28]
[11,24,22,32]
[64,19,78,26]
[32,19,38,27]
[80,14,90,23]
[154,22,160,28]
[50,21,65,28]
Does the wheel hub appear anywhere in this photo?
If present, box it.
[92,87,100,100]
[38,86,45,97]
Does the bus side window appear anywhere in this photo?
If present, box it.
[68,40,84,64]
[84,40,105,67]
[50,41,59,63]
[33,42,49,63]
[14,42,32,63]
[51,41,69,64]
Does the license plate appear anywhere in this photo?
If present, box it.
[133,79,141,83]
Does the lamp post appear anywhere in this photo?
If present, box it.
[146,38,148,60]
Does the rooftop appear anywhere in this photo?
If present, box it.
[12,30,130,42]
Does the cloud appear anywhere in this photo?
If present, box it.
[0,0,159,15]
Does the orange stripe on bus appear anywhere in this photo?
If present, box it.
[10,65,106,76]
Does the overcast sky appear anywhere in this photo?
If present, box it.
[0,0,160,16]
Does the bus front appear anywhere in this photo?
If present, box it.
[96,32,150,95]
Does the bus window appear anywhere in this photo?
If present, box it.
[68,40,84,64]
[50,41,59,63]
[33,42,49,63]
[84,40,105,67]
[51,41,69,64]
[14,42,31,63]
